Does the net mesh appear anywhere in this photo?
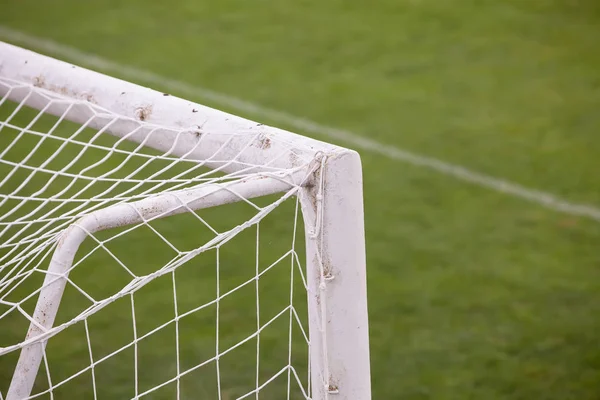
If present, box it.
[0,77,317,399]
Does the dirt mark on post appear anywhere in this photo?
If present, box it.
[135,105,153,121]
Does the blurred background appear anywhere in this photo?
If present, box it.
[2,0,600,398]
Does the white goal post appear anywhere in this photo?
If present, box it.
[0,42,370,400]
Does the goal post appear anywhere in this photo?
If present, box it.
[0,42,371,399]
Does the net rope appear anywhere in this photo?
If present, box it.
[0,77,318,399]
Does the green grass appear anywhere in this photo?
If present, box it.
[2,0,600,398]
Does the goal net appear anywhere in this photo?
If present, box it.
[0,42,370,400]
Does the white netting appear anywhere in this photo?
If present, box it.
[0,77,318,399]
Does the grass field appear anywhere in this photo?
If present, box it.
[2,0,600,399]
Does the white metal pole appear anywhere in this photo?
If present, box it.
[300,150,371,400]
[0,42,338,175]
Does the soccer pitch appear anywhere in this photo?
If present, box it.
[2,0,600,399]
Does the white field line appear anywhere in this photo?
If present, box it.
[2,26,600,222]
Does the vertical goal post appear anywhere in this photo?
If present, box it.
[0,42,371,399]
